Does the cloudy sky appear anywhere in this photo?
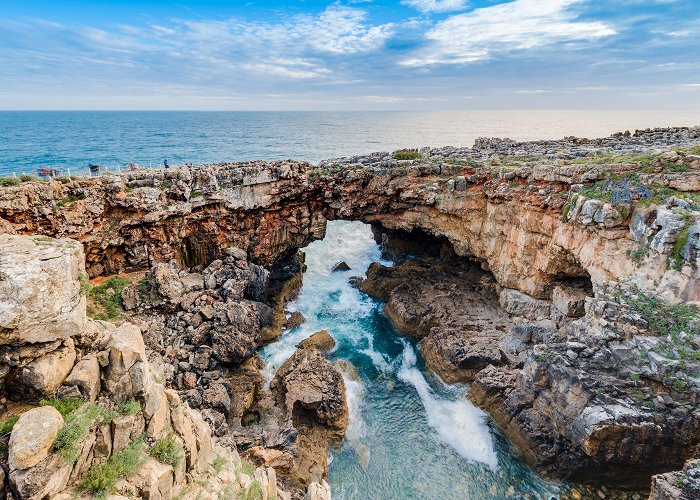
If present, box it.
[1,0,698,110]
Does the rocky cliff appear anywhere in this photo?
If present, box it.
[1,126,700,497]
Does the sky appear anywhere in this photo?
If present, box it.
[0,0,699,110]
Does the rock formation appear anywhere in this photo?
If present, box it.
[1,127,700,497]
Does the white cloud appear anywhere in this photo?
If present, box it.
[402,0,469,13]
[402,0,616,66]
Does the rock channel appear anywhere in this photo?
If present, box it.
[0,127,699,498]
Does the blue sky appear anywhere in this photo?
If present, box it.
[0,0,698,110]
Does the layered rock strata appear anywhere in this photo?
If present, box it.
[1,127,700,495]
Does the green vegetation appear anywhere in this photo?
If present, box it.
[620,286,700,390]
[241,481,264,500]
[566,151,657,166]
[626,247,648,267]
[240,458,255,476]
[537,354,547,362]
[55,403,116,463]
[80,436,147,499]
[0,415,19,437]
[150,433,184,469]
[670,214,693,271]
[54,193,86,208]
[79,273,92,296]
[19,174,37,182]
[40,397,82,418]
[0,176,21,187]
[663,162,691,173]
[161,181,173,189]
[190,189,204,198]
[118,398,141,416]
[211,454,227,473]
[392,149,421,161]
[87,276,131,320]
[137,274,158,303]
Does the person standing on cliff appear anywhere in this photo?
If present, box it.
[163,159,169,169]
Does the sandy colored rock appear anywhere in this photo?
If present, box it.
[0,235,86,345]
[296,330,336,352]
[8,406,64,470]
[17,340,76,395]
[61,353,101,401]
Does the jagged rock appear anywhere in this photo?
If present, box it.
[0,235,86,345]
[144,383,170,438]
[650,458,700,500]
[203,382,231,414]
[552,285,587,318]
[303,480,332,500]
[296,330,336,352]
[420,328,506,383]
[499,289,551,320]
[8,406,63,470]
[102,322,151,398]
[273,348,348,435]
[285,311,306,329]
[17,340,76,396]
[60,353,101,401]
[126,457,174,500]
[331,261,350,272]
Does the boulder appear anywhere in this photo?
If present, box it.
[17,340,76,395]
[127,457,174,500]
[552,285,587,318]
[8,406,63,470]
[102,322,151,398]
[0,235,86,345]
[499,289,551,320]
[331,261,351,272]
[60,353,101,401]
[273,348,348,437]
[285,311,306,329]
[650,458,700,500]
[419,328,505,383]
[296,330,336,352]
[304,480,332,500]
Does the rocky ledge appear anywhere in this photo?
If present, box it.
[0,127,699,498]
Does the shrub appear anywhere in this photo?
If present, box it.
[392,150,421,161]
[241,481,264,500]
[0,177,21,187]
[55,403,115,463]
[19,174,37,182]
[118,398,141,416]
[54,193,86,208]
[80,436,146,498]
[190,189,204,198]
[150,433,184,469]
[40,397,83,418]
[0,415,19,437]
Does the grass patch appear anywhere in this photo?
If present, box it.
[150,433,184,469]
[190,189,204,198]
[392,149,421,161]
[79,273,92,296]
[0,177,21,187]
[670,215,692,271]
[54,193,86,208]
[80,435,147,499]
[663,162,691,173]
[0,415,19,437]
[137,275,158,303]
[241,481,264,500]
[19,174,37,182]
[88,276,131,320]
[211,454,227,473]
[55,403,116,463]
[118,398,141,416]
[40,397,82,418]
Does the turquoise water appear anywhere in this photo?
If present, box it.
[260,221,561,500]
[2,110,699,175]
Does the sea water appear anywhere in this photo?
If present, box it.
[1,109,699,175]
[260,221,560,500]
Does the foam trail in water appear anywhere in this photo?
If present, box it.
[397,342,500,471]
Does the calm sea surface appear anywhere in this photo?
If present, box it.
[1,110,699,176]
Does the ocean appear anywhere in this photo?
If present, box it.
[1,110,699,176]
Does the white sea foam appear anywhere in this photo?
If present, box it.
[397,342,500,471]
